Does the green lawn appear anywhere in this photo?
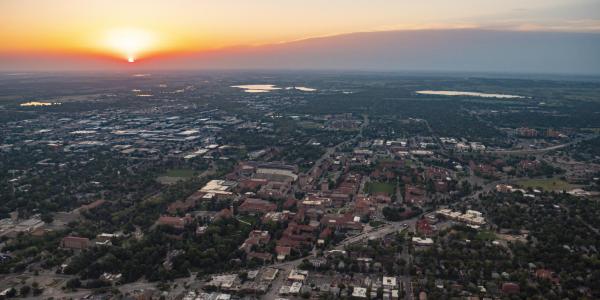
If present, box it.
[365,181,395,195]
[369,220,386,228]
[298,121,323,129]
[516,178,576,191]
[475,230,497,241]
[237,215,260,227]
[156,168,196,184]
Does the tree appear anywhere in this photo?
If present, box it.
[460,180,472,195]
[238,271,248,283]
[40,213,54,224]
[19,285,30,297]
[66,278,81,289]
[32,281,43,296]
[4,288,16,298]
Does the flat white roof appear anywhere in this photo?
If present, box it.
[352,287,368,298]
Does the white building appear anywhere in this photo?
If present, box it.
[289,282,302,294]
[287,269,308,282]
[412,237,434,246]
[352,287,368,298]
[436,209,486,226]
[383,276,397,288]
[200,180,237,195]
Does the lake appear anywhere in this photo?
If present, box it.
[232,84,317,93]
[20,101,61,107]
[231,84,281,93]
[286,86,317,92]
[416,90,525,99]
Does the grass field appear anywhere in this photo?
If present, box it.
[369,220,386,228]
[156,168,196,184]
[365,181,395,195]
[475,229,497,241]
[516,178,576,191]
[298,121,323,129]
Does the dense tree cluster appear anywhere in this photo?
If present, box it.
[410,184,600,299]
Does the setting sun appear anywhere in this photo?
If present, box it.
[102,28,155,61]
[1,1,600,300]
[1,0,599,70]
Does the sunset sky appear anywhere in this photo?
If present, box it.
[1,0,599,70]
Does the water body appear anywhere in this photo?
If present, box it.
[416,90,525,99]
[286,86,317,92]
[20,101,61,107]
[232,84,317,93]
[231,84,281,93]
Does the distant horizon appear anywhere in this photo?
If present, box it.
[2,29,599,75]
[2,0,600,73]
[3,69,600,84]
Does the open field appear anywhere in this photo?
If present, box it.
[298,121,323,129]
[156,168,196,184]
[365,181,395,195]
[475,229,497,241]
[515,178,577,191]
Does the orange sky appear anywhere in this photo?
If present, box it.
[1,0,599,62]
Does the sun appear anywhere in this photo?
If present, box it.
[103,28,155,62]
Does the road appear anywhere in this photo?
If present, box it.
[261,211,422,299]
[557,204,600,237]
[262,258,303,300]
[399,242,414,300]
[487,135,597,155]
[333,219,422,300]
[338,210,424,248]
[307,115,369,177]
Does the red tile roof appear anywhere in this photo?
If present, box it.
[79,199,107,211]
[501,282,520,294]
[157,216,190,229]
[238,198,277,214]
[61,236,90,250]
